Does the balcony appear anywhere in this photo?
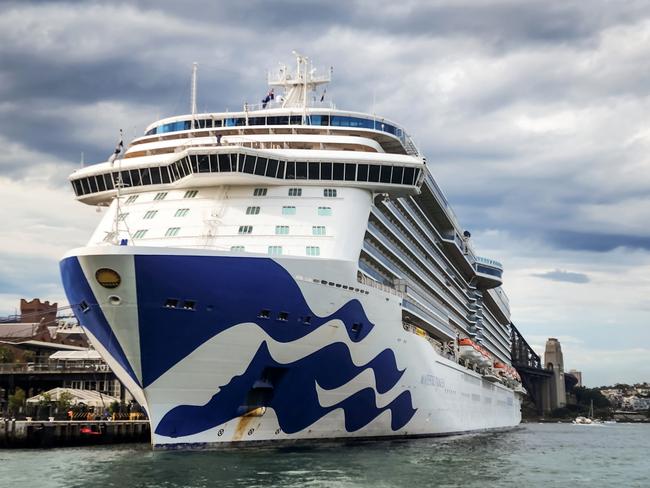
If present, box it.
[473,256,503,289]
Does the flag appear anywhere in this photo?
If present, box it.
[108,131,124,164]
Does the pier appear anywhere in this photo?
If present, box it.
[0,419,149,448]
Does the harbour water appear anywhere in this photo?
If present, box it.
[1,423,648,487]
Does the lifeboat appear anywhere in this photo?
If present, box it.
[459,338,480,363]
[477,347,492,368]
[493,362,507,378]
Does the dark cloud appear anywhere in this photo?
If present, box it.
[547,231,650,252]
[533,269,590,284]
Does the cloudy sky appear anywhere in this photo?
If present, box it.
[1,0,649,386]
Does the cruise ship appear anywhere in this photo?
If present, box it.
[60,55,523,448]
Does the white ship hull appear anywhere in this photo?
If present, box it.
[61,246,521,449]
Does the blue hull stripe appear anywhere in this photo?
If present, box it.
[60,256,140,387]
[135,255,376,387]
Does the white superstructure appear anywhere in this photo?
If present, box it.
[61,55,522,449]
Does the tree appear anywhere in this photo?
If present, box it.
[8,387,26,414]
[38,392,52,407]
[56,391,74,411]
[0,346,15,363]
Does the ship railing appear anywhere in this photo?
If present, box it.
[357,273,405,298]
[244,99,337,112]
[402,323,445,355]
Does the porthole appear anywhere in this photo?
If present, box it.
[108,295,121,306]
[95,268,121,289]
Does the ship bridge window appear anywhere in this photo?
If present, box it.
[246,206,260,215]
[143,210,157,220]
[368,165,381,182]
[154,192,168,201]
[197,155,210,173]
[295,162,307,180]
[253,188,267,196]
[243,155,256,174]
[266,159,279,178]
[255,158,268,176]
[184,190,199,199]
[217,154,232,172]
[357,164,369,182]
[288,188,302,197]
[332,163,344,180]
[345,164,356,181]
[161,167,171,184]
[321,162,332,180]
[380,166,392,183]
[323,189,337,198]
[308,162,320,180]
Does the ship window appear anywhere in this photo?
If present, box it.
[295,162,307,179]
[391,166,404,184]
[238,225,253,234]
[117,212,129,221]
[170,163,180,181]
[140,168,152,186]
[302,315,312,325]
[258,309,271,319]
[317,206,332,216]
[277,311,289,321]
[165,227,180,237]
[161,167,171,184]
[255,158,268,176]
[164,298,178,308]
[288,188,302,197]
[208,154,219,172]
[323,189,337,198]
[198,155,210,173]
[332,163,344,180]
[290,115,301,124]
[88,176,98,193]
[277,160,286,178]
[357,164,369,182]
[120,171,132,187]
[282,206,296,215]
[188,155,198,173]
[312,226,326,236]
[104,174,115,190]
[285,161,296,180]
[218,154,232,172]
[184,190,199,198]
[80,179,90,195]
[306,246,320,256]
[125,195,139,204]
[175,208,190,217]
[268,245,283,255]
[308,162,320,180]
[231,245,245,252]
[130,169,142,186]
[133,229,148,239]
[275,225,289,235]
[266,159,279,178]
[368,165,380,182]
[143,210,158,219]
[154,192,168,201]
[253,188,267,196]
[243,155,256,174]
[79,301,90,313]
[351,323,362,336]
[380,165,392,183]
[403,167,415,185]
[96,175,107,192]
[246,206,260,215]
[182,300,196,310]
[345,163,356,181]
[72,180,82,196]
[321,162,332,180]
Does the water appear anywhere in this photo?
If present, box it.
[1,423,648,488]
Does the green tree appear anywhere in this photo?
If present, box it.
[37,391,52,407]
[0,346,15,363]
[56,391,74,411]
[8,387,26,414]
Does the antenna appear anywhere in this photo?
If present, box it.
[190,62,198,128]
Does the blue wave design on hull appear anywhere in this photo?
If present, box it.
[156,341,416,438]
[135,255,375,387]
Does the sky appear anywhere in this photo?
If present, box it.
[0,0,649,387]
